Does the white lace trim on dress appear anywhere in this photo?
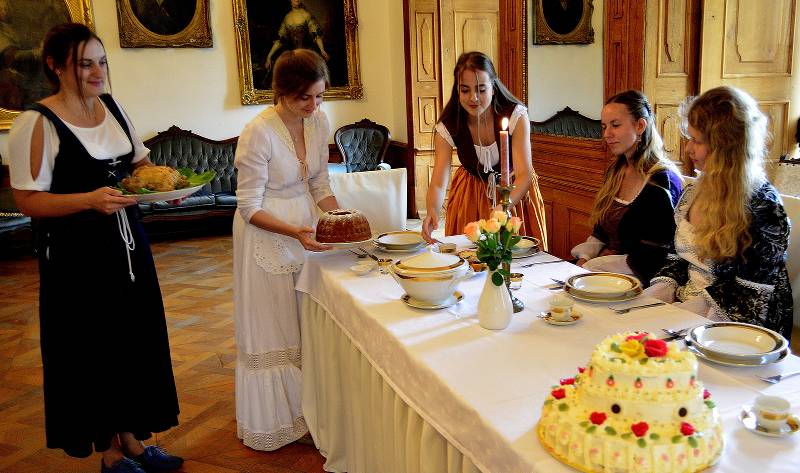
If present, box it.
[240,346,302,370]
[253,229,303,275]
[238,416,308,451]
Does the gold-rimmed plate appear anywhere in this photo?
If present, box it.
[565,272,642,299]
[565,285,643,303]
[374,231,426,249]
[511,236,541,259]
[372,241,427,253]
[685,339,789,367]
[401,291,463,310]
[687,322,788,363]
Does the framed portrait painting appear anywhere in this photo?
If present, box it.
[116,0,212,48]
[0,0,93,131]
[232,0,363,103]
[533,0,594,45]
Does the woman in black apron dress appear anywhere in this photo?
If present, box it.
[9,24,182,473]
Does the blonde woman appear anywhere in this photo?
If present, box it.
[571,90,683,284]
[647,86,793,341]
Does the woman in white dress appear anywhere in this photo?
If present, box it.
[233,49,339,451]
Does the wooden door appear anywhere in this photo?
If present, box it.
[440,0,500,102]
[642,0,701,174]
[406,0,500,218]
[700,0,800,168]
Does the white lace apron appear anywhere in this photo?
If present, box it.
[251,181,318,275]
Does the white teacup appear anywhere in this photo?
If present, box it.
[549,293,574,322]
[753,395,791,432]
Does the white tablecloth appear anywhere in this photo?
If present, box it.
[296,236,800,473]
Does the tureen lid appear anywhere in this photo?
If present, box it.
[395,249,463,272]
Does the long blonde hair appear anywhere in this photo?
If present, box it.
[684,86,768,260]
[589,90,676,228]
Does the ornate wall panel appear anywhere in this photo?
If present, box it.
[416,13,437,82]
[723,0,794,76]
[658,0,690,75]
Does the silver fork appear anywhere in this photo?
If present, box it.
[516,260,564,268]
[609,302,666,314]
[354,247,380,262]
[756,371,800,384]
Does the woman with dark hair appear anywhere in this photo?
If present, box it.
[646,86,793,341]
[421,51,547,247]
[233,48,339,451]
[571,90,683,284]
[7,23,182,473]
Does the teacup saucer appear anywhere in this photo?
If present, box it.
[739,405,800,437]
[538,310,582,325]
[401,291,463,310]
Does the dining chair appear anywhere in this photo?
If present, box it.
[334,118,391,173]
[781,193,800,330]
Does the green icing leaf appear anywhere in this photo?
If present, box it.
[605,426,617,436]
[610,343,622,353]
[639,358,649,365]
[579,421,589,427]
[688,436,698,448]
[705,400,716,409]
[586,425,597,434]
[544,399,553,405]
[671,435,683,444]
[621,433,633,439]
[649,433,660,440]
[637,438,647,448]
[558,403,569,412]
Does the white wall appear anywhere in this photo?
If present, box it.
[527,0,604,121]
[0,0,407,160]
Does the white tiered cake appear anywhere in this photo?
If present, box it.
[538,332,723,472]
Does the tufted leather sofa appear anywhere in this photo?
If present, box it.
[531,106,601,138]
[139,125,238,239]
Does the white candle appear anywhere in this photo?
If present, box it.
[500,117,510,186]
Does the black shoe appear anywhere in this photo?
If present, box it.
[130,446,184,472]
[100,458,146,473]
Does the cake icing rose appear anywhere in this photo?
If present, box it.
[538,332,723,472]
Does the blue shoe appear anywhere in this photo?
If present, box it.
[130,446,184,472]
[100,458,146,473]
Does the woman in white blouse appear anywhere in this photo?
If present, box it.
[8,24,182,473]
[421,51,547,248]
[233,49,339,451]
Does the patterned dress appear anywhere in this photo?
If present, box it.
[652,181,794,341]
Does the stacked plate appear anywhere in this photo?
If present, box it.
[373,231,427,253]
[685,322,789,366]
[511,236,541,259]
[564,272,643,302]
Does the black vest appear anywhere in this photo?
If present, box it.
[441,102,517,182]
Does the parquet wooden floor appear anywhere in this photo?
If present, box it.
[0,235,326,473]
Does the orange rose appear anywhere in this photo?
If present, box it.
[464,222,481,242]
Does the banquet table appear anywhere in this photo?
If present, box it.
[295,236,800,473]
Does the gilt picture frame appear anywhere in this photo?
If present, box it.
[232,0,362,103]
[116,0,212,48]
[0,0,94,131]
[533,0,594,45]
